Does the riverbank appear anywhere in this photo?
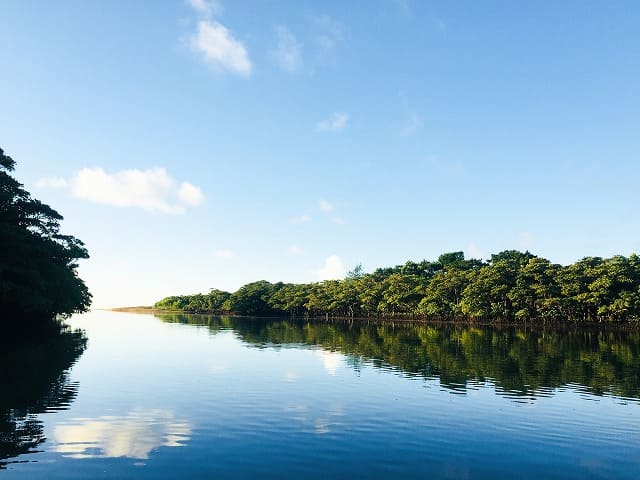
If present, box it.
[110,307,640,330]
[108,306,180,314]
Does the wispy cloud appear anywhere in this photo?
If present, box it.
[316,112,349,132]
[318,199,334,212]
[288,245,303,255]
[189,21,252,76]
[313,14,343,53]
[37,167,204,214]
[318,200,346,224]
[270,25,302,73]
[214,249,234,258]
[186,1,252,76]
[186,0,222,19]
[317,254,345,280]
[399,112,423,137]
[290,214,312,224]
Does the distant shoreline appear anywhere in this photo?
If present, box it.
[107,306,173,314]
[107,307,639,330]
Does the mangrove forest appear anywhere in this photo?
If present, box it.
[155,250,640,323]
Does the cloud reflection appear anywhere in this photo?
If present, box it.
[53,408,191,459]
[316,350,343,375]
[284,403,345,435]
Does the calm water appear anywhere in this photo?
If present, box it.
[1,311,639,479]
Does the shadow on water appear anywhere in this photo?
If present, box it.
[157,313,640,401]
[0,321,87,468]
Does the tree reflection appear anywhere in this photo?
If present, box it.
[158,314,640,400]
[0,322,87,468]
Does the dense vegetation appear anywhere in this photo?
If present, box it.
[158,314,640,400]
[156,250,640,323]
[0,148,91,322]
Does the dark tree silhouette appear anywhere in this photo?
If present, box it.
[0,148,91,323]
[0,323,87,467]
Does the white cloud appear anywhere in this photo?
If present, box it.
[189,20,252,76]
[318,199,334,212]
[184,0,251,76]
[314,14,343,53]
[38,167,204,214]
[290,214,312,224]
[214,249,234,258]
[271,25,302,72]
[36,176,68,189]
[186,0,221,19]
[54,409,191,460]
[317,254,345,280]
[178,181,205,206]
[289,245,303,255]
[331,217,345,225]
[316,112,348,132]
[400,112,423,137]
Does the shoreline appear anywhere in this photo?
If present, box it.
[106,306,178,314]
[107,307,640,330]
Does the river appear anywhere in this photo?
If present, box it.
[1,311,639,478]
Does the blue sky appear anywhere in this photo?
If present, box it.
[1,0,639,308]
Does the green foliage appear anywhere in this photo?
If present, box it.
[154,288,230,313]
[346,263,365,279]
[0,148,91,321]
[155,250,640,323]
[222,281,283,315]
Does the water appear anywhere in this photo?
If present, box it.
[1,311,639,479]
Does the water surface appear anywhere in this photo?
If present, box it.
[1,311,639,478]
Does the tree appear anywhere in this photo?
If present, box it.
[379,273,422,316]
[0,148,91,322]
[222,281,282,316]
[153,246,640,323]
[346,263,365,279]
[418,268,470,318]
[508,257,561,320]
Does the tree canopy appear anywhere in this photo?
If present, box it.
[0,148,91,322]
[156,250,640,323]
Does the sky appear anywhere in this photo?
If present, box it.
[1,0,639,308]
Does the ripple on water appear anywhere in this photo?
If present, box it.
[2,312,639,479]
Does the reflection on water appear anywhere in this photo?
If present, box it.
[283,402,345,435]
[158,314,640,401]
[2,312,639,479]
[54,409,191,459]
[0,322,87,468]
[316,350,343,376]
